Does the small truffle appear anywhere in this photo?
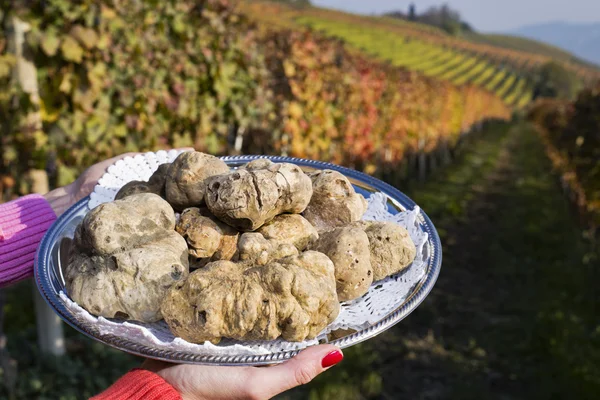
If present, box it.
[165,151,229,211]
[114,163,171,200]
[311,226,372,301]
[65,193,189,322]
[161,251,340,343]
[351,221,416,281]
[303,170,367,231]
[175,207,239,269]
[205,160,313,231]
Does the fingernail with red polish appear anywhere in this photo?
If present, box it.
[321,350,343,368]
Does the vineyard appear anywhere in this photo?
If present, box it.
[528,84,600,230]
[240,1,600,108]
[292,16,532,107]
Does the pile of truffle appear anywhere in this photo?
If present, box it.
[65,152,416,344]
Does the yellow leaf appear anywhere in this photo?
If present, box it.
[101,5,117,19]
[364,164,377,175]
[288,102,303,119]
[61,37,83,63]
[40,98,60,123]
[33,130,49,148]
[113,124,128,138]
[59,72,72,93]
[70,25,99,49]
[283,60,296,77]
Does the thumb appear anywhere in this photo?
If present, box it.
[252,345,344,399]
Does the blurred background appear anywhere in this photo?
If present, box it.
[0,0,598,399]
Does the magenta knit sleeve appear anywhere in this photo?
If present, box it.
[0,194,57,287]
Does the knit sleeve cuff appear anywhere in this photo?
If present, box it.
[0,194,57,286]
[90,369,181,400]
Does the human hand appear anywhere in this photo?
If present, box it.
[43,149,192,216]
[141,345,344,400]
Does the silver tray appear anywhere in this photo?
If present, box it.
[34,155,441,365]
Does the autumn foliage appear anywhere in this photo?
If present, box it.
[1,0,510,200]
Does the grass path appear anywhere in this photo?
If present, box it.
[289,122,599,400]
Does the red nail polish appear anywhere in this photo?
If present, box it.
[321,350,343,368]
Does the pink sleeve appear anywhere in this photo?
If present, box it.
[0,194,57,286]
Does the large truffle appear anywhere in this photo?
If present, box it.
[165,151,229,211]
[303,170,367,231]
[115,163,171,200]
[175,207,239,269]
[351,221,416,281]
[65,193,189,322]
[161,251,340,343]
[311,226,372,301]
[205,159,313,231]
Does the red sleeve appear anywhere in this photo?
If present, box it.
[90,369,181,400]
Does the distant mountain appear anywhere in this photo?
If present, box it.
[509,21,600,67]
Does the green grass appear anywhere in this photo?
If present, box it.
[435,55,477,81]
[453,59,492,85]
[403,49,455,70]
[442,56,480,82]
[420,53,467,77]
[496,72,518,98]
[504,77,527,106]
[515,90,533,108]
[484,68,508,91]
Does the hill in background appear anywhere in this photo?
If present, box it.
[243,1,600,110]
[508,21,600,67]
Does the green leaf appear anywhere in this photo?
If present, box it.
[41,31,61,56]
[0,62,10,79]
[113,123,128,138]
[58,165,78,187]
[85,115,104,144]
[172,15,186,34]
[61,37,84,63]
[96,34,110,50]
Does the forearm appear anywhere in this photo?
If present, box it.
[43,184,74,217]
[0,194,58,286]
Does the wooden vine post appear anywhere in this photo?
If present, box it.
[8,15,66,357]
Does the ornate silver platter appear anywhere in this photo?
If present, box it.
[34,154,441,366]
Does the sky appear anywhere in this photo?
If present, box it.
[312,0,600,32]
